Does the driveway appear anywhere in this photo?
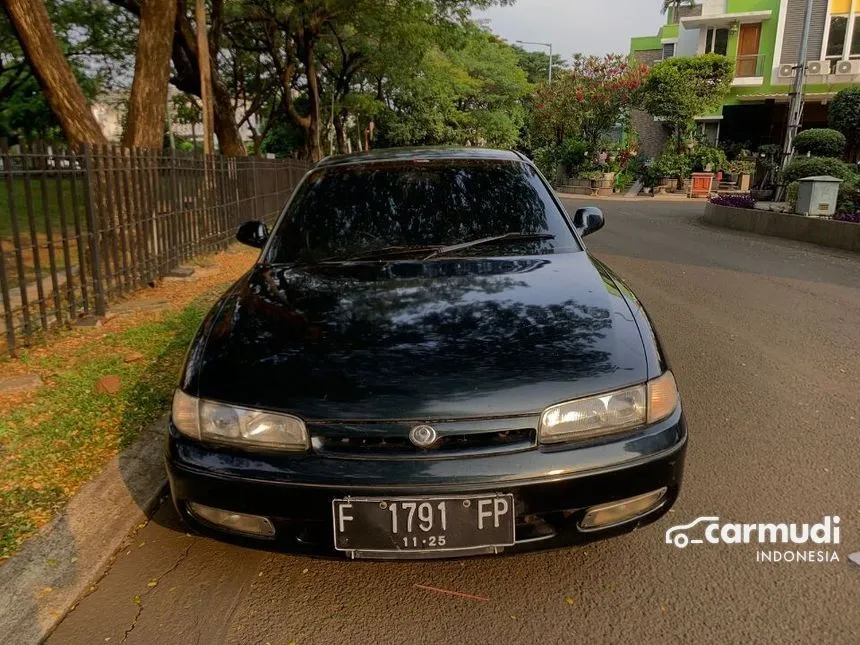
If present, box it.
[48,198,860,645]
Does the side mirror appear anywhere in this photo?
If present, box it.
[573,207,605,237]
[236,220,269,248]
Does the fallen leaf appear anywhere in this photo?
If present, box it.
[302,568,308,574]
[147,578,158,588]
[95,375,122,395]
[133,595,141,605]
[564,596,575,606]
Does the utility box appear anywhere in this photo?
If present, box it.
[796,175,842,216]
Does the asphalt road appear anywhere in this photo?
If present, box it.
[48,198,860,645]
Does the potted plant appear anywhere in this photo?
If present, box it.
[583,170,605,196]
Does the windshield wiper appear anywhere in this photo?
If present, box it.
[320,245,445,263]
[424,232,555,259]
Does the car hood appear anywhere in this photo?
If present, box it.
[190,253,647,420]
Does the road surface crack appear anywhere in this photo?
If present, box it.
[121,542,194,644]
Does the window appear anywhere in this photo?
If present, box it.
[852,17,860,57]
[265,160,581,264]
[662,43,675,59]
[827,16,849,58]
[705,28,729,55]
[825,0,860,60]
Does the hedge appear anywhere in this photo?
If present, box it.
[793,129,846,157]
[781,156,857,184]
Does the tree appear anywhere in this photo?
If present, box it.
[122,0,177,148]
[661,0,695,23]
[375,23,531,149]
[829,86,860,162]
[2,0,107,145]
[531,54,647,151]
[639,54,733,153]
[513,47,566,85]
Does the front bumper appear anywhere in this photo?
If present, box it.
[166,408,687,558]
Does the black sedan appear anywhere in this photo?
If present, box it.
[167,147,686,558]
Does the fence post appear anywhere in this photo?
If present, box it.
[251,155,259,221]
[81,144,106,316]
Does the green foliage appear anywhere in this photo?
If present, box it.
[828,87,860,155]
[653,151,693,178]
[376,23,531,149]
[0,0,133,143]
[688,144,727,172]
[837,175,860,214]
[793,129,846,157]
[513,48,567,85]
[781,156,858,184]
[727,159,756,176]
[786,181,799,212]
[261,116,307,158]
[639,55,733,153]
[555,137,588,174]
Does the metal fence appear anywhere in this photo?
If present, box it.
[0,141,310,354]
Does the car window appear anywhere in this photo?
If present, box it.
[264,159,580,264]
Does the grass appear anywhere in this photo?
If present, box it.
[0,287,226,560]
[0,177,85,239]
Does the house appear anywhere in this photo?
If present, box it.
[630,0,860,157]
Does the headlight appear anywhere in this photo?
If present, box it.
[171,390,309,451]
[539,371,678,444]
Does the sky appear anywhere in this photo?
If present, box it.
[475,0,667,59]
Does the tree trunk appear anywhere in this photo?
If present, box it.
[334,112,347,154]
[123,0,177,149]
[212,76,245,155]
[3,0,107,146]
[303,40,322,161]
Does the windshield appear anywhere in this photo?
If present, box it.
[264,159,580,264]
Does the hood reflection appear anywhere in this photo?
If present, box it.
[195,255,647,420]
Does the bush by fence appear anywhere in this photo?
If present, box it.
[0,141,310,354]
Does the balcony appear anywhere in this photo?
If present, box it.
[733,54,765,85]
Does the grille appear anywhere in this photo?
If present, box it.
[315,428,535,457]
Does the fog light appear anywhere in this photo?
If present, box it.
[579,488,668,531]
[187,502,275,537]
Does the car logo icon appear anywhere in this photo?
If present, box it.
[665,516,720,548]
[409,425,438,448]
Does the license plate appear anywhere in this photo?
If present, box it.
[332,494,515,553]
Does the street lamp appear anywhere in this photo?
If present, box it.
[516,40,553,84]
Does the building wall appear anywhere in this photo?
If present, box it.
[630,49,670,157]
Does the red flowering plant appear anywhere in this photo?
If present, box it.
[531,54,648,152]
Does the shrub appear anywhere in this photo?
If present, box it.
[653,151,692,178]
[786,182,799,212]
[793,129,846,157]
[556,137,589,176]
[829,87,860,155]
[709,193,756,209]
[837,175,860,214]
[781,156,858,184]
[689,144,727,172]
[834,212,860,223]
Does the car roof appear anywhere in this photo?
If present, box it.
[314,147,528,168]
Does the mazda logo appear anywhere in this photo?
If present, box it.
[409,424,438,448]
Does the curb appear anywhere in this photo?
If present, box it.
[0,414,168,644]
[703,202,860,253]
[556,191,703,203]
